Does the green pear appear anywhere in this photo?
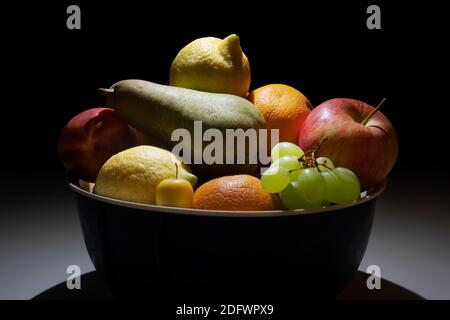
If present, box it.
[100,80,266,180]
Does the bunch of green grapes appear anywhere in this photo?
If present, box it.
[260,142,361,210]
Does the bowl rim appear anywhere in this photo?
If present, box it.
[68,178,386,218]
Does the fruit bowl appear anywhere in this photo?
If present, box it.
[68,176,386,298]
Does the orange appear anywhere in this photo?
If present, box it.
[247,84,312,147]
[192,175,281,211]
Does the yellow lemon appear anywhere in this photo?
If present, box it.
[169,34,251,97]
[94,146,197,204]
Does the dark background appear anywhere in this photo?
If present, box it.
[1,1,449,299]
[4,1,447,180]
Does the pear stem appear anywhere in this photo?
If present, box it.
[99,88,114,96]
[361,98,386,126]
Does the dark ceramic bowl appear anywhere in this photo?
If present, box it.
[69,178,386,297]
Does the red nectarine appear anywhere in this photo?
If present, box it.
[57,108,136,182]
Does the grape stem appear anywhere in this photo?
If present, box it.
[310,136,328,158]
[361,98,386,126]
[295,136,330,171]
[289,162,333,174]
[298,136,328,161]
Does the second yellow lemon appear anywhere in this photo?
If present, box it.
[169,34,251,97]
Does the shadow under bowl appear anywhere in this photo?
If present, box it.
[68,178,386,298]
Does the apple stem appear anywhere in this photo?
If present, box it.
[361,98,386,126]
[99,88,114,96]
[175,163,179,179]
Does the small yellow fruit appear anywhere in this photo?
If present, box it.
[169,34,251,97]
[156,178,194,208]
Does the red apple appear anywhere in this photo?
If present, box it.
[57,108,137,182]
[298,98,398,189]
